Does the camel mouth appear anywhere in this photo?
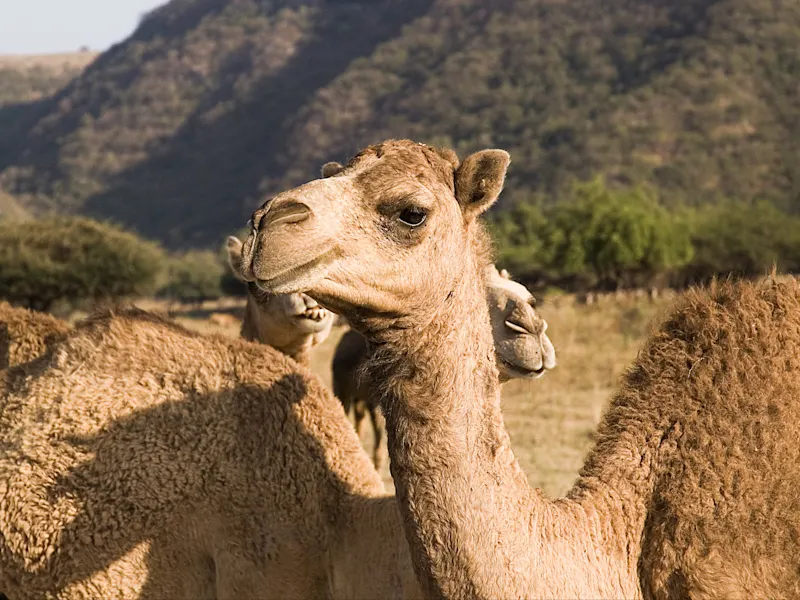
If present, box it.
[296,306,329,323]
[254,247,339,295]
[498,356,549,379]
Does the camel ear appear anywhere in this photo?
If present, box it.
[499,268,511,280]
[226,236,247,282]
[321,162,344,178]
[455,149,510,220]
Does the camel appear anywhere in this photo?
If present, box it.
[0,307,422,599]
[332,265,555,470]
[0,301,71,368]
[239,138,800,599]
[226,235,334,364]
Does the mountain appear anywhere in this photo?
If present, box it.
[0,52,97,106]
[1,0,798,248]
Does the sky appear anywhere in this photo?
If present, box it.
[0,0,166,55]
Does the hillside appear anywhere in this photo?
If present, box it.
[0,0,798,248]
[0,52,98,105]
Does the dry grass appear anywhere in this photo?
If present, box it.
[0,52,98,72]
[167,294,672,496]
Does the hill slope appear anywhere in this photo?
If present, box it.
[1,0,798,248]
[0,52,97,106]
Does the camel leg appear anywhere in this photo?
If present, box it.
[340,394,353,420]
[369,403,386,472]
[353,400,367,440]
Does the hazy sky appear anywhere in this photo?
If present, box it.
[0,0,166,55]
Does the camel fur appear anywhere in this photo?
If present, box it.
[331,265,555,469]
[226,235,334,365]
[0,307,423,599]
[0,301,70,369]
[240,138,800,599]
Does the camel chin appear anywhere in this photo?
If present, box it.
[292,311,334,333]
[496,355,547,380]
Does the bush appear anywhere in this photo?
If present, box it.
[491,178,693,289]
[0,217,165,311]
[680,200,800,284]
[547,179,693,288]
[488,200,551,280]
[158,250,225,304]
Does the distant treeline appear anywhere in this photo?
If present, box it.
[489,178,800,292]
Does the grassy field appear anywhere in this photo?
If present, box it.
[161,294,672,497]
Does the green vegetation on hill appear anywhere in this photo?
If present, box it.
[0,0,799,250]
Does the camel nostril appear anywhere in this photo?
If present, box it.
[266,202,312,228]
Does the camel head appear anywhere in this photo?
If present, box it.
[486,266,556,381]
[236,140,511,329]
[227,236,334,350]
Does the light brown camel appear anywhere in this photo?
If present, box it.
[0,301,70,368]
[239,138,800,599]
[332,265,555,469]
[0,307,421,599]
[227,235,334,364]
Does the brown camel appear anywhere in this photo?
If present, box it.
[0,307,422,599]
[0,301,70,368]
[332,265,555,470]
[227,235,334,364]
[239,138,800,599]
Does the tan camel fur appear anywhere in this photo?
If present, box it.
[0,307,423,599]
[332,265,555,469]
[239,138,800,599]
[0,301,70,369]
[227,235,334,364]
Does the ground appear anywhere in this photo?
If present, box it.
[118,293,671,496]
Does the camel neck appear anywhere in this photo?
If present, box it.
[365,259,532,597]
[365,260,642,598]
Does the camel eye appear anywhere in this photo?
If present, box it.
[504,320,530,335]
[398,207,427,227]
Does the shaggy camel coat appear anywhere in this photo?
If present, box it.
[0,308,420,599]
[0,302,70,368]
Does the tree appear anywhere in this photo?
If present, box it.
[681,199,800,283]
[158,250,225,304]
[487,200,551,281]
[0,217,165,311]
[548,179,693,288]
[492,178,694,289]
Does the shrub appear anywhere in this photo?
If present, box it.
[547,178,693,288]
[488,200,551,280]
[0,217,165,311]
[491,178,693,288]
[681,200,800,283]
[158,250,225,304]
